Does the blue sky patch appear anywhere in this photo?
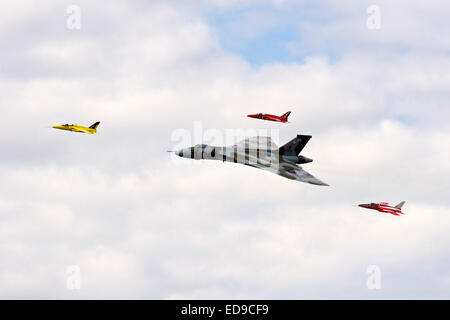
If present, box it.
[206,3,339,67]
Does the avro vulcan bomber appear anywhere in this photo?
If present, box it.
[173,135,329,186]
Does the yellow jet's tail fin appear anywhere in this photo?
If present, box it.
[89,122,100,130]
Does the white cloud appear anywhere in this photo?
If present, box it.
[0,0,449,299]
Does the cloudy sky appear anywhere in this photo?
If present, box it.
[1,0,449,299]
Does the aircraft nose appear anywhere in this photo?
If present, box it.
[175,148,192,158]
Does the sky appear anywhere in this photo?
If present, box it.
[0,0,449,299]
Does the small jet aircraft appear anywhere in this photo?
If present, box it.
[358,201,406,216]
[53,122,100,134]
[171,134,328,186]
[247,111,291,123]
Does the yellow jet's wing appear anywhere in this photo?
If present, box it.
[71,125,91,133]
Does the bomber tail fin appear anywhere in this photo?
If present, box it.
[279,135,311,156]
[89,122,100,130]
[395,201,406,209]
[281,111,291,120]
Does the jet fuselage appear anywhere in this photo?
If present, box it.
[176,144,312,165]
[358,202,405,216]
[247,111,291,123]
[173,135,328,186]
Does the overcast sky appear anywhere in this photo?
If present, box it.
[1,0,449,299]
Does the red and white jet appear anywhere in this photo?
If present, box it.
[247,111,291,123]
[358,201,406,216]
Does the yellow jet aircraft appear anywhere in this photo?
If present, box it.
[53,121,100,134]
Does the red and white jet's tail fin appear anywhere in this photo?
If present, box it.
[281,111,291,120]
[395,201,406,209]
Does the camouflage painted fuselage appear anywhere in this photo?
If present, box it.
[174,135,328,186]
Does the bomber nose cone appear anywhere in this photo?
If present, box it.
[175,148,192,158]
